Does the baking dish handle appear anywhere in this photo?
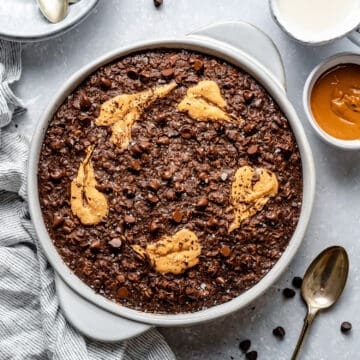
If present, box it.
[55,273,152,342]
[188,21,286,91]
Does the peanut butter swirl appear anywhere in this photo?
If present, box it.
[95,82,177,148]
[177,80,242,123]
[228,166,278,233]
[132,229,201,275]
[70,146,108,225]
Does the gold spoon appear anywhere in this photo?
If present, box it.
[291,246,349,360]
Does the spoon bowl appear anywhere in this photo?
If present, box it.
[292,246,349,360]
[302,246,349,310]
[37,0,69,23]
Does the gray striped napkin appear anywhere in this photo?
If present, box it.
[0,39,175,360]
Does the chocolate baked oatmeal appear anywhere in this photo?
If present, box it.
[38,49,302,314]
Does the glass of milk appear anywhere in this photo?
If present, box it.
[270,0,360,45]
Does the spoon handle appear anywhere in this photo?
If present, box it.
[291,307,318,360]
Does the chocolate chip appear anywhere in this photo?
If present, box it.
[220,245,231,257]
[196,197,209,209]
[192,59,204,72]
[243,90,254,103]
[161,68,174,77]
[180,127,194,139]
[131,160,141,172]
[162,171,172,180]
[149,221,161,233]
[123,186,136,198]
[99,77,112,90]
[283,288,296,298]
[108,238,122,248]
[215,276,225,285]
[89,239,101,250]
[127,69,138,80]
[153,0,163,7]
[148,194,159,204]
[172,209,183,223]
[148,180,161,192]
[207,217,218,228]
[239,339,251,352]
[247,144,258,155]
[341,322,352,333]
[292,276,303,289]
[52,214,64,228]
[273,326,286,338]
[165,189,176,200]
[117,287,129,298]
[139,141,152,152]
[79,95,91,111]
[49,169,64,180]
[124,215,136,224]
[174,182,184,193]
[246,351,257,360]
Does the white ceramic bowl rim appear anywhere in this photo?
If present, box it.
[28,37,315,326]
[270,0,360,45]
[303,52,360,150]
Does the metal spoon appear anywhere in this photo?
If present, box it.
[291,246,349,360]
[37,0,68,23]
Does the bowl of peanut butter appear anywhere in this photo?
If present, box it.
[304,53,360,149]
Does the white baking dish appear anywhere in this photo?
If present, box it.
[28,21,315,342]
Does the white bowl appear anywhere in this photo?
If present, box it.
[269,0,360,45]
[27,22,315,337]
[303,53,360,150]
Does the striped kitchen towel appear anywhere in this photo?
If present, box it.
[0,39,175,360]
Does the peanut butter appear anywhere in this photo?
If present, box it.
[70,146,108,225]
[95,82,177,148]
[311,64,360,140]
[132,229,201,274]
[228,166,278,233]
[177,80,242,123]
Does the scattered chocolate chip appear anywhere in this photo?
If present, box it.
[153,0,163,7]
[108,238,122,248]
[292,276,303,289]
[246,350,257,360]
[283,288,296,298]
[341,321,352,333]
[117,287,129,298]
[49,169,64,180]
[239,340,251,352]
[273,326,286,338]
[99,77,112,89]
[124,215,136,224]
[172,209,183,223]
[192,59,204,72]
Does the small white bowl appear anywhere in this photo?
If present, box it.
[270,0,360,45]
[303,53,360,150]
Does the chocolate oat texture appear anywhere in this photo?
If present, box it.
[38,50,302,314]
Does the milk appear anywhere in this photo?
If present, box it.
[275,0,359,40]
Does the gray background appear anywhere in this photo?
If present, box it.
[8,0,360,359]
